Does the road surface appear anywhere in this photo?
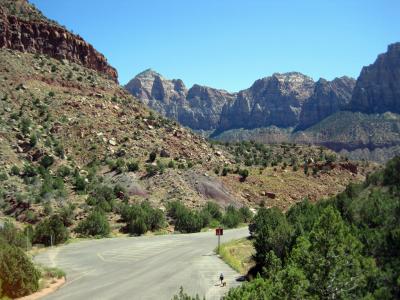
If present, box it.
[35,227,249,300]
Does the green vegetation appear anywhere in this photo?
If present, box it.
[225,156,400,299]
[33,214,69,246]
[119,201,165,236]
[217,238,255,275]
[75,210,110,237]
[167,201,251,233]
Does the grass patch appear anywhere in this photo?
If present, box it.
[216,237,255,275]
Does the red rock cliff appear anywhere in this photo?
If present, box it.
[0,7,118,82]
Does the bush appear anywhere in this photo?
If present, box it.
[40,155,54,169]
[10,165,20,176]
[149,151,157,162]
[222,205,242,228]
[33,215,69,246]
[0,172,7,181]
[75,210,110,237]
[0,240,40,298]
[0,220,28,248]
[238,169,249,181]
[128,218,147,236]
[239,206,253,222]
[127,161,139,172]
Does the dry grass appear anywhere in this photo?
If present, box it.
[217,237,255,275]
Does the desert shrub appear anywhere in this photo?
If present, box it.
[0,240,40,298]
[0,172,7,181]
[202,202,222,221]
[20,118,31,135]
[127,160,139,172]
[75,210,110,237]
[222,205,242,228]
[40,155,54,169]
[58,203,75,226]
[0,220,28,248]
[149,151,157,162]
[33,215,69,246]
[167,201,203,233]
[57,165,71,178]
[238,168,249,181]
[10,165,20,176]
[239,206,253,222]
[29,133,38,147]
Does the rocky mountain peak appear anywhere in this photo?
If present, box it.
[350,42,400,114]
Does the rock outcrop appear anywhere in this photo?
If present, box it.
[217,72,315,131]
[0,1,118,82]
[297,76,355,130]
[125,69,235,130]
[350,42,400,114]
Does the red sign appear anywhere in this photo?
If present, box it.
[216,228,223,236]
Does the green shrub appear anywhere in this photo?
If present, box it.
[75,210,110,237]
[149,151,157,162]
[222,205,242,228]
[33,215,69,246]
[128,218,147,236]
[40,155,54,169]
[57,165,71,178]
[0,172,7,181]
[29,133,38,147]
[127,161,139,172]
[10,165,20,176]
[0,240,40,298]
[239,206,253,222]
[238,169,249,181]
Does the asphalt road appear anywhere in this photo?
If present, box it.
[35,227,249,300]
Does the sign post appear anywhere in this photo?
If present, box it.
[216,228,223,253]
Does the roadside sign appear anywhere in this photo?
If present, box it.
[216,228,223,236]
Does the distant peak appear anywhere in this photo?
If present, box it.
[135,68,162,78]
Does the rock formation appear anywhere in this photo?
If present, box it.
[351,42,400,114]
[217,72,315,131]
[125,69,235,130]
[297,76,355,130]
[0,0,118,82]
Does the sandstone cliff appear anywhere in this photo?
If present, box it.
[297,76,355,130]
[217,72,315,131]
[125,69,235,130]
[0,0,118,82]
[351,42,400,114]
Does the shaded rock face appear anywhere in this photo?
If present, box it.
[351,43,400,114]
[297,77,356,130]
[0,2,118,82]
[125,69,235,130]
[218,72,315,131]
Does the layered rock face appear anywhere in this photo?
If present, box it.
[351,43,400,114]
[0,1,118,82]
[218,73,315,131]
[125,69,235,130]
[127,70,357,133]
[298,76,356,129]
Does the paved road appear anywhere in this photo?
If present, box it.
[35,228,249,300]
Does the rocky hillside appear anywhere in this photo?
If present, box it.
[351,42,400,114]
[125,69,235,130]
[0,0,118,82]
[0,0,374,236]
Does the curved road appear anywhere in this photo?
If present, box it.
[35,228,249,300]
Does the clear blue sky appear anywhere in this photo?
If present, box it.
[31,0,399,92]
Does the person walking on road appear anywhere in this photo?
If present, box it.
[219,273,224,286]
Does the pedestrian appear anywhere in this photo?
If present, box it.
[219,273,224,285]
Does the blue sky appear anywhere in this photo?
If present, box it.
[31,0,399,92]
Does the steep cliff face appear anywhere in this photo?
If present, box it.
[125,70,235,130]
[0,0,118,82]
[351,42,400,114]
[218,72,315,131]
[297,76,356,130]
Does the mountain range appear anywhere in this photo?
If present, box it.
[125,43,400,162]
